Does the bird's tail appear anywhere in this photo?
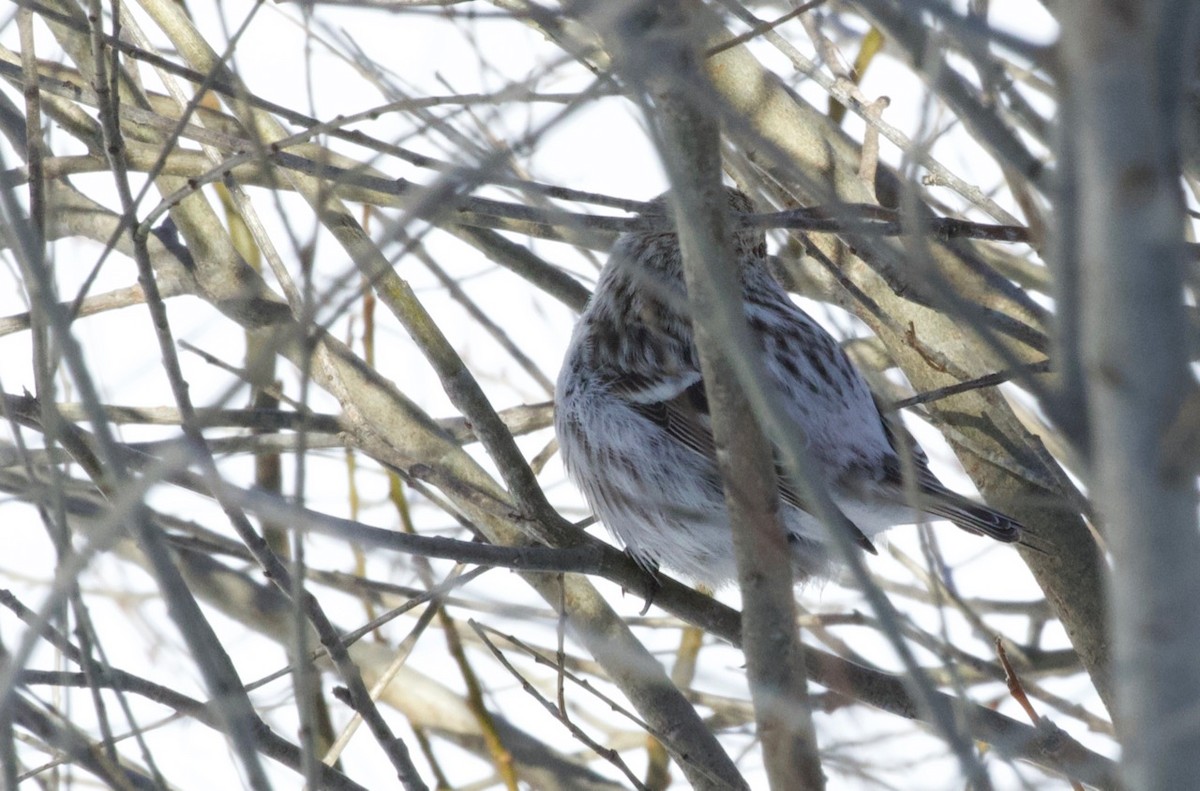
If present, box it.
[922,483,1022,542]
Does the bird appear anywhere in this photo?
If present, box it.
[554,186,1022,586]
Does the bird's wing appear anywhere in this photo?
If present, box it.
[874,398,1022,543]
[616,373,878,554]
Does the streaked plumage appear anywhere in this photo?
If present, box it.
[555,187,1020,586]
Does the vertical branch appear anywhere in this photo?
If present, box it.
[1047,65,1089,460]
[603,1,824,786]
[1062,1,1200,787]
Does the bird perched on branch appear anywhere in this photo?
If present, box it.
[555,187,1021,586]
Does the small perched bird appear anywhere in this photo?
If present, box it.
[554,187,1021,586]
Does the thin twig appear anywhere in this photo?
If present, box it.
[469,620,652,791]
